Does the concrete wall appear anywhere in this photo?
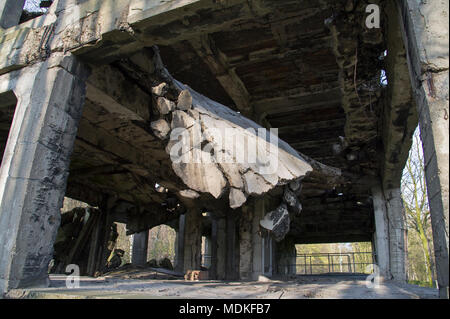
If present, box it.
[396,0,449,299]
[0,53,88,294]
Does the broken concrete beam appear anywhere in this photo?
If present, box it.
[126,47,315,210]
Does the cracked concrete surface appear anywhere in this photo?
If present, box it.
[5,274,438,299]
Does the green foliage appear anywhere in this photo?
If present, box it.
[401,128,436,286]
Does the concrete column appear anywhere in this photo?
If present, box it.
[372,185,407,282]
[0,54,89,294]
[385,188,407,282]
[275,238,297,276]
[397,0,449,298]
[251,198,265,280]
[215,218,227,280]
[0,0,25,29]
[131,230,149,266]
[210,219,218,277]
[372,185,391,280]
[183,209,202,272]
[225,210,239,280]
[175,214,185,272]
[239,204,254,280]
[203,236,212,268]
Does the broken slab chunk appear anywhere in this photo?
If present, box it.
[152,82,168,96]
[243,171,272,196]
[156,97,175,115]
[260,203,290,242]
[177,89,193,110]
[172,149,227,199]
[171,110,196,129]
[229,188,247,209]
[151,119,170,139]
[179,189,200,199]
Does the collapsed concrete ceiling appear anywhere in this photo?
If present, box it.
[0,0,418,244]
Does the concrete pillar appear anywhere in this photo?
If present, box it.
[215,218,227,280]
[371,186,407,282]
[203,236,212,268]
[0,0,25,29]
[0,54,88,294]
[175,214,185,272]
[183,209,202,272]
[210,219,218,278]
[251,198,265,280]
[397,0,449,299]
[131,230,149,266]
[275,238,297,276]
[239,204,254,280]
[385,188,407,282]
[372,185,391,280]
[225,210,239,280]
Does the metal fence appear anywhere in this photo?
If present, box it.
[293,252,375,275]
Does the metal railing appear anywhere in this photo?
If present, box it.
[292,252,375,275]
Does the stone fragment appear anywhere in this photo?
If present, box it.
[172,149,227,199]
[243,171,272,195]
[171,110,196,129]
[177,89,193,110]
[156,97,175,115]
[229,188,247,209]
[259,203,290,242]
[152,82,168,96]
[283,187,297,207]
[179,189,200,199]
[150,119,170,139]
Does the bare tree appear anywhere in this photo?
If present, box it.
[401,128,434,284]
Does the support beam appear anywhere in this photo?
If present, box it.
[131,230,149,267]
[0,54,89,294]
[189,35,253,117]
[0,0,25,29]
[396,0,449,299]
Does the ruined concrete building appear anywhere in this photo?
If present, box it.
[0,0,448,299]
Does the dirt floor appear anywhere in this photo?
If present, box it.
[5,270,438,299]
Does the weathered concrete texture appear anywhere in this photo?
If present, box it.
[131,231,149,267]
[381,0,418,190]
[0,53,89,294]
[371,186,407,282]
[0,0,25,29]
[385,188,407,282]
[5,274,439,299]
[372,185,391,280]
[396,0,449,299]
[183,209,202,272]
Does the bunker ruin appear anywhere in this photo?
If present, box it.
[0,0,448,299]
